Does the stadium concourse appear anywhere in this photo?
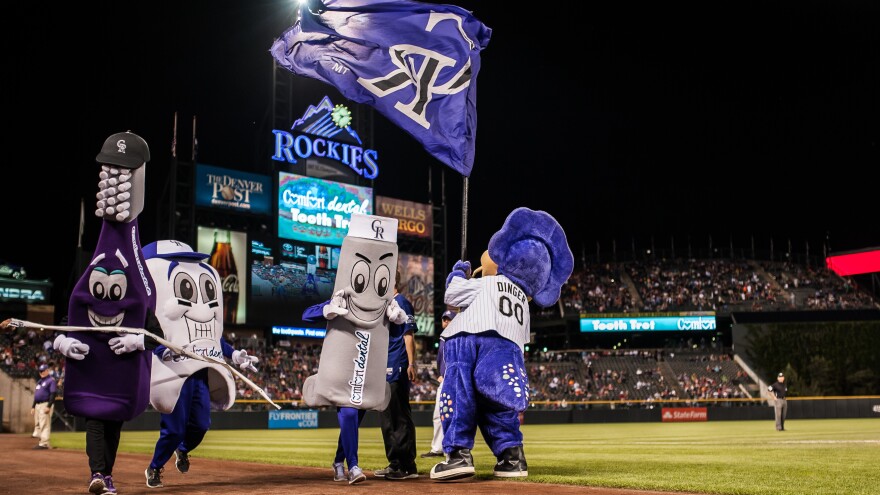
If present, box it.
[0,433,714,495]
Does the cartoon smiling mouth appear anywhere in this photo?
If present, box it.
[88,309,125,327]
[185,316,216,342]
[347,298,387,323]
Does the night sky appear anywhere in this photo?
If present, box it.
[5,0,879,308]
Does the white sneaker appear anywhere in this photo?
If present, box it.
[348,466,366,484]
[333,462,346,482]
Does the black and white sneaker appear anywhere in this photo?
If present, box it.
[430,449,475,481]
[385,465,419,480]
[373,465,394,478]
[493,446,528,477]
[175,449,190,474]
[145,467,164,488]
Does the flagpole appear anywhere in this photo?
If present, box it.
[169,112,179,238]
[191,115,198,163]
[77,199,85,248]
[461,177,468,261]
[171,111,178,159]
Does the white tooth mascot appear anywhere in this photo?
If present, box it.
[430,207,574,482]
[301,213,408,484]
[142,240,259,488]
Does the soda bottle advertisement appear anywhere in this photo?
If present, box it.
[197,226,247,325]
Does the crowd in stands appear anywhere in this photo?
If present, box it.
[560,264,636,313]
[4,326,761,412]
[551,258,877,316]
[521,347,755,409]
[0,328,61,380]
[760,261,877,310]
[626,259,782,312]
[2,258,874,414]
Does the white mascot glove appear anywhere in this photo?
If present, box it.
[323,289,349,319]
[232,349,259,372]
[53,334,90,361]
[386,298,408,325]
[108,333,145,355]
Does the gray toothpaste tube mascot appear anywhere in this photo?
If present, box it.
[301,213,408,483]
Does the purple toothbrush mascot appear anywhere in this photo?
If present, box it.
[53,131,162,495]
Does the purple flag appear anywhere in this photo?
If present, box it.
[270,0,491,177]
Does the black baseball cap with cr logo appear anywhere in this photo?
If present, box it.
[95,131,150,168]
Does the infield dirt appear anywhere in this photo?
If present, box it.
[0,434,709,495]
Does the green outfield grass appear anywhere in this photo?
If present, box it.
[51,418,880,495]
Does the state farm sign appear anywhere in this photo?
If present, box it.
[661,407,708,422]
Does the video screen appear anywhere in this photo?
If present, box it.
[248,236,338,328]
[277,172,372,247]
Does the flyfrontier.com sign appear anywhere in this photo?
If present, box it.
[661,407,708,422]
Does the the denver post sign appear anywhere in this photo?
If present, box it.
[272,96,380,179]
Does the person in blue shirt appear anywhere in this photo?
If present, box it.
[32,362,58,449]
[374,270,419,480]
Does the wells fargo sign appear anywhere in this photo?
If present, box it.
[376,196,432,240]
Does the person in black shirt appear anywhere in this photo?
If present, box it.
[768,372,787,431]
[375,271,419,480]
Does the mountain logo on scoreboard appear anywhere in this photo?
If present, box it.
[272,95,379,179]
[291,96,362,145]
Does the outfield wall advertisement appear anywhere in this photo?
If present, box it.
[661,407,708,422]
[268,409,318,429]
[580,313,716,332]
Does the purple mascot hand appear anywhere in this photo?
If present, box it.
[446,260,472,288]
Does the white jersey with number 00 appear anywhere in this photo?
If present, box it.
[440,274,531,351]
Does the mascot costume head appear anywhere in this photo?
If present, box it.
[302,213,400,411]
[63,131,156,421]
[143,240,237,413]
[488,207,574,308]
